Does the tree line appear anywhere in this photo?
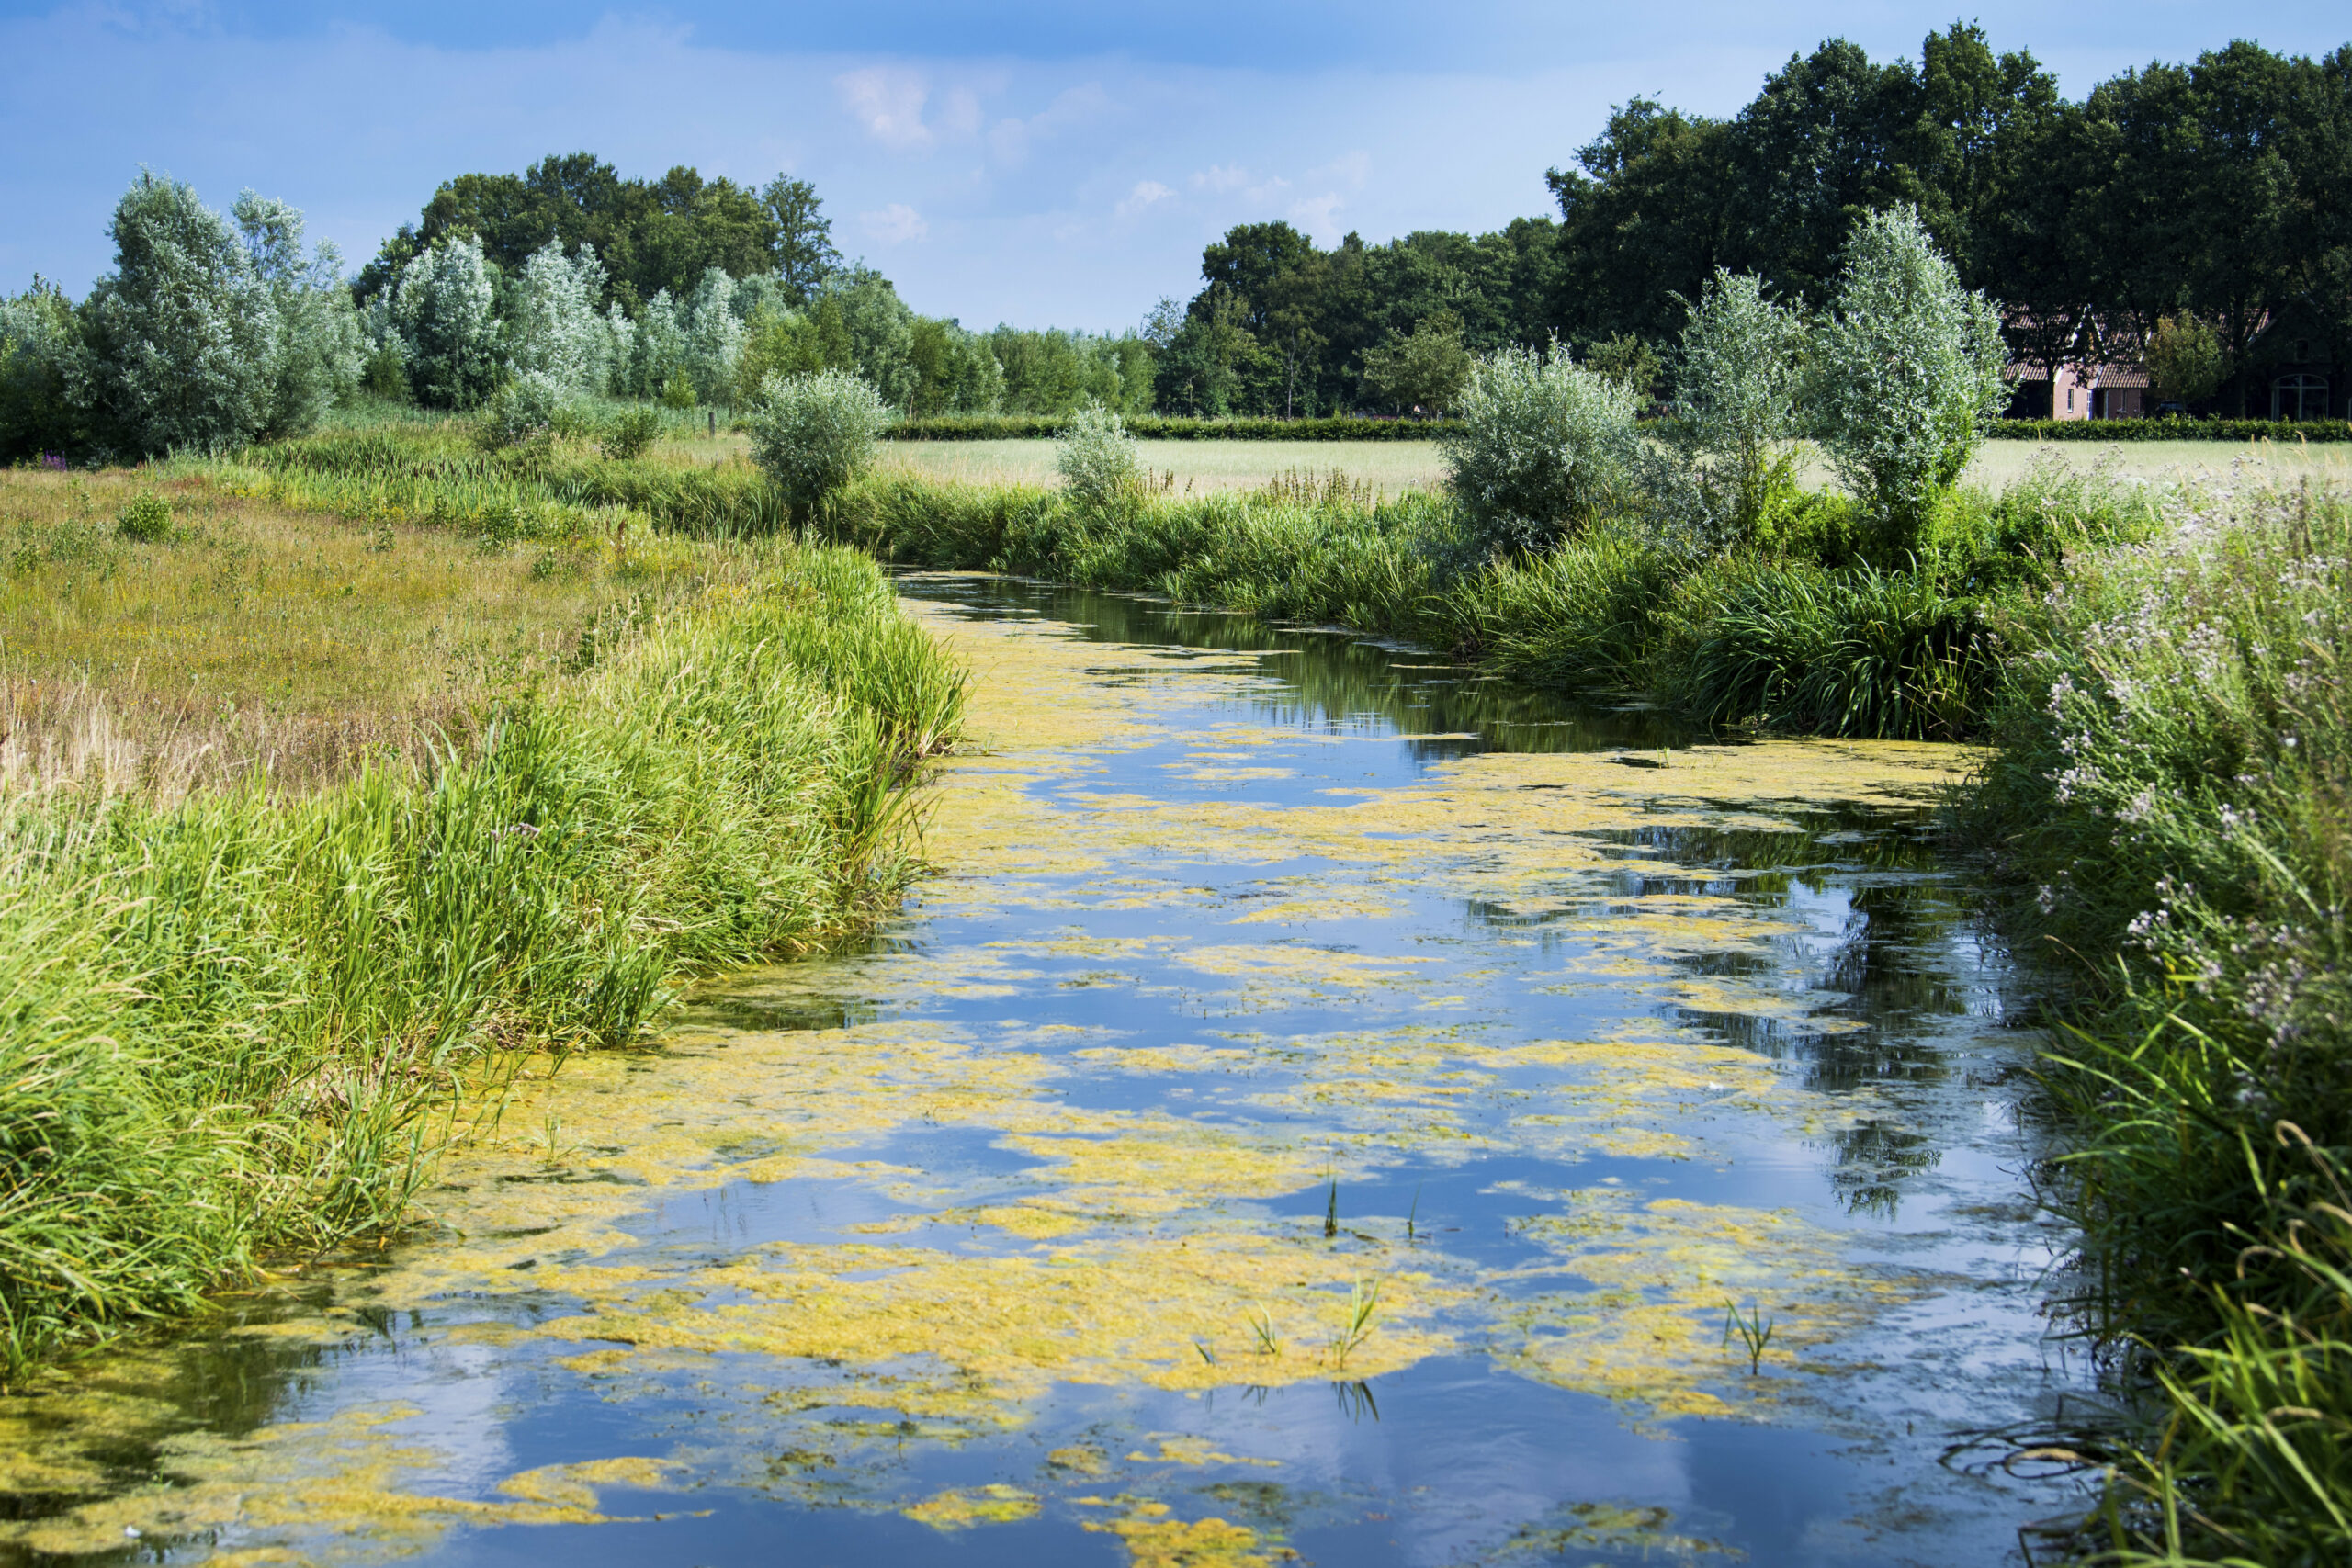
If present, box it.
[0,155,1158,462]
[6,27,2345,460]
[1166,25,2352,418]
[345,153,1153,421]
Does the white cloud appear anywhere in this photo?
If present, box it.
[1114,180,1174,219]
[987,117,1031,164]
[939,85,984,139]
[837,66,933,149]
[1314,150,1371,189]
[1288,193,1343,243]
[1243,174,1291,204]
[1189,164,1249,192]
[859,202,930,243]
[987,83,1108,166]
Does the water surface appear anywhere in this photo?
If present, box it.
[1,578,2089,1566]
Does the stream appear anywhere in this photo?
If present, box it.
[3,576,2092,1566]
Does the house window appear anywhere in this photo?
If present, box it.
[2291,339,2311,362]
[2066,387,2075,411]
[2273,374,2329,421]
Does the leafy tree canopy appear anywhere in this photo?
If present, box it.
[354,153,840,315]
[1544,27,2352,413]
[1164,218,1565,417]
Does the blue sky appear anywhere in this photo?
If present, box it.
[2,2,2346,330]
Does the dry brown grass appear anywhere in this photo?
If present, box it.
[0,467,711,795]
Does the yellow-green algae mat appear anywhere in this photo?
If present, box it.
[0,579,2084,1567]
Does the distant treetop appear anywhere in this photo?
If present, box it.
[353,152,840,313]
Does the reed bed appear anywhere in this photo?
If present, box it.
[0,458,966,1374]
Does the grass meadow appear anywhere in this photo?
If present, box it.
[863,433,2350,498]
[1,468,701,794]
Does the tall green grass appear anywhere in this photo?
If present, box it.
[1964,476,2352,1562]
[1658,558,1997,740]
[818,466,2046,739]
[0,538,965,1375]
[214,425,785,541]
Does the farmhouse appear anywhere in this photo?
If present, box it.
[2007,310,2345,421]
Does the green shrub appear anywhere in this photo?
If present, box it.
[1055,402,1142,507]
[360,340,410,402]
[114,492,172,542]
[548,403,598,441]
[1918,457,2165,592]
[2144,313,2227,408]
[1668,269,1807,546]
[659,367,696,410]
[599,406,665,462]
[1362,313,1473,414]
[474,371,571,451]
[1441,343,1642,556]
[746,369,889,522]
[1754,487,1866,565]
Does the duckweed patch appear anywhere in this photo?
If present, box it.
[902,1483,1041,1529]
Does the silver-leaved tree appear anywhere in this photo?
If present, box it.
[1804,207,2007,558]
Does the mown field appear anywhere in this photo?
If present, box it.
[702,432,2352,498]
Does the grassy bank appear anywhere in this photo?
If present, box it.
[1962,478,2352,1563]
[0,464,965,1374]
[815,457,2171,741]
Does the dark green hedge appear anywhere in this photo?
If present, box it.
[1989,417,2352,442]
[885,414,1460,441]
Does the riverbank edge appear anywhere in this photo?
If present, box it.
[0,536,967,1379]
